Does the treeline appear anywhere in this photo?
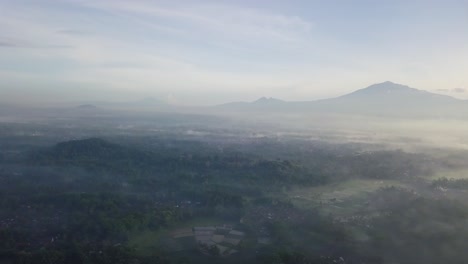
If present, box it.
[27,138,321,188]
[27,138,432,190]
[431,177,468,190]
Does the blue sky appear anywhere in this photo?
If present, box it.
[1,0,467,105]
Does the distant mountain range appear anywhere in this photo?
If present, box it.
[2,81,465,119]
[216,81,468,118]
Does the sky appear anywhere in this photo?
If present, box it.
[1,0,468,106]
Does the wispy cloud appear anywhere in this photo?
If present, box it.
[1,0,467,104]
[0,41,18,47]
[0,1,316,94]
[72,0,314,45]
[0,39,72,49]
[56,29,91,36]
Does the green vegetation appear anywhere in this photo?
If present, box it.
[1,126,468,264]
[431,177,468,190]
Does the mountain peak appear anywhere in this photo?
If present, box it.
[366,81,413,91]
[253,97,285,104]
[381,81,399,85]
[344,81,420,98]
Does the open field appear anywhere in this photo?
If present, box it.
[128,217,234,256]
[289,179,408,215]
[128,230,167,256]
[290,179,407,204]
[427,168,468,180]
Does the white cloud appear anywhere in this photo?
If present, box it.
[0,0,318,104]
[70,0,314,46]
[1,0,467,104]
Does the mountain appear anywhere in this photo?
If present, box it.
[334,81,457,104]
[216,82,468,118]
[306,81,466,117]
[217,97,287,111]
[254,97,285,104]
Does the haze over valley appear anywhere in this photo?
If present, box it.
[2,1,468,263]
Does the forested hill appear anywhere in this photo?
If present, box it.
[27,138,312,187]
[27,138,435,190]
[3,134,468,264]
[31,138,153,165]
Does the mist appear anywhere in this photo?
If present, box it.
[3,1,468,263]
[2,82,468,263]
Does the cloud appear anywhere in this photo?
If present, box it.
[0,41,18,47]
[56,29,91,36]
[0,40,71,49]
[452,88,466,93]
[0,0,316,74]
[1,0,466,104]
[0,13,74,50]
[72,0,314,45]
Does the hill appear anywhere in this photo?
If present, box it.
[217,97,287,111]
[28,138,309,186]
[29,138,154,168]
